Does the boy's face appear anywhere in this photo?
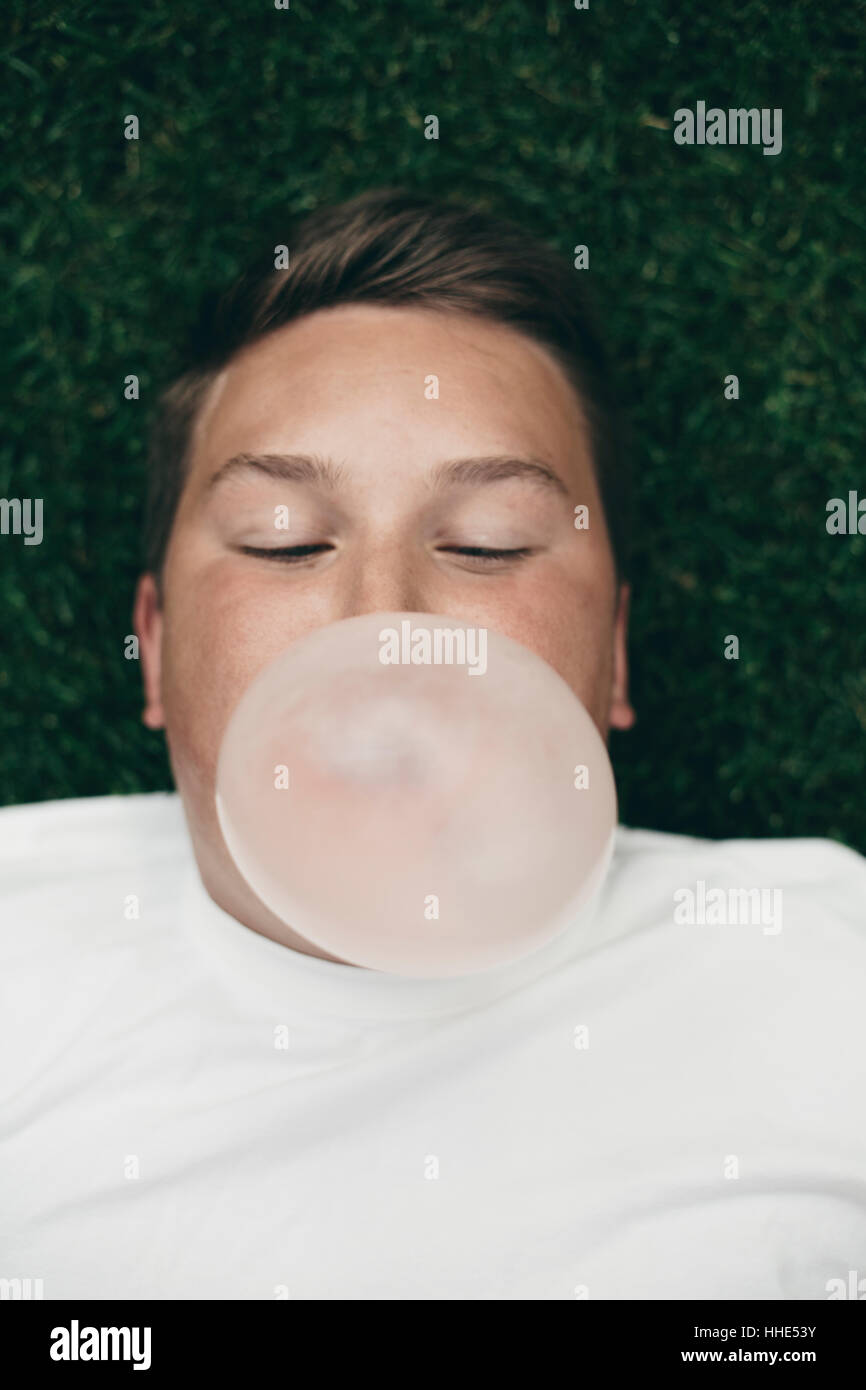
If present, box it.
[135,303,634,952]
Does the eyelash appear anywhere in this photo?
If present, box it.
[238,544,533,565]
[437,546,532,564]
[240,544,329,562]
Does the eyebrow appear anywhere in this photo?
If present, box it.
[207,452,345,491]
[430,454,568,496]
[207,451,569,497]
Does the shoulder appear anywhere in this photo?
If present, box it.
[0,791,191,961]
[605,822,866,1053]
[0,789,187,868]
[612,822,866,912]
[0,791,196,1101]
[604,822,866,991]
[588,829,866,1185]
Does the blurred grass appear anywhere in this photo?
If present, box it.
[1,0,864,848]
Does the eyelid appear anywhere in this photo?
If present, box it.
[235,542,536,568]
[237,543,333,561]
[437,545,534,563]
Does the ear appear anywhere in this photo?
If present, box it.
[133,573,165,730]
[608,582,636,732]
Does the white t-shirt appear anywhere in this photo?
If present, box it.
[1,791,865,1301]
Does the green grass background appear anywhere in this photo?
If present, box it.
[2,0,864,849]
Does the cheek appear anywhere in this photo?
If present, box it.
[455,563,615,720]
[159,561,325,778]
[507,604,612,711]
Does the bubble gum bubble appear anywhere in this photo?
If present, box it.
[215,613,616,977]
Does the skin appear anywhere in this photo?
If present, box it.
[134,303,635,962]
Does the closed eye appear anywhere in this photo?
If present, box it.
[437,545,534,564]
[238,544,334,562]
[238,544,534,565]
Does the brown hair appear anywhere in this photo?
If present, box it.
[143,187,632,584]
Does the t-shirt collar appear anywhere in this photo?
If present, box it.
[179,860,610,1023]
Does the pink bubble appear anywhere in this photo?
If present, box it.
[215,613,617,977]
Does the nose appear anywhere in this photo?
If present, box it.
[338,537,427,619]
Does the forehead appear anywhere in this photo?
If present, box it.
[188,303,593,487]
